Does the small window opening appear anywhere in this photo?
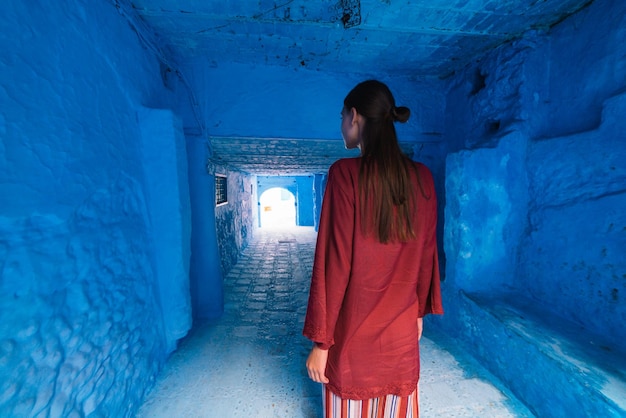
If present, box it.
[216,175,228,205]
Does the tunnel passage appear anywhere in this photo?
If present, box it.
[1,0,625,417]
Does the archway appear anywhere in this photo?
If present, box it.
[259,187,296,228]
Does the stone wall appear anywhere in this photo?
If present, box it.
[212,165,256,276]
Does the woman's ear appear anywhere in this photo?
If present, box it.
[350,107,360,125]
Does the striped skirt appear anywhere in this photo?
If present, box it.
[323,385,419,418]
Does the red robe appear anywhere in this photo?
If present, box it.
[303,157,444,400]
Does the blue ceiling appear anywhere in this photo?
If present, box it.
[129,0,592,77]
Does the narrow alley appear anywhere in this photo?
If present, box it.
[137,227,532,418]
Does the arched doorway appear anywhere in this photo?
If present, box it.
[259,187,296,228]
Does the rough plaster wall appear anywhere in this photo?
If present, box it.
[444,131,529,293]
[440,0,626,412]
[524,93,626,343]
[213,166,256,275]
[0,178,164,417]
[522,0,626,138]
[443,0,625,319]
[518,0,626,343]
[0,1,182,416]
[445,36,530,151]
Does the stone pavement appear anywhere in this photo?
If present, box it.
[137,227,533,418]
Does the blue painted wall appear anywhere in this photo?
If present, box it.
[438,0,626,414]
[186,136,225,320]
[178,59,446,145]
[313,174,328,231]
[0,1,194,415]
[442,0,626,343]
[138,108,192,352]
[296,176,316,227]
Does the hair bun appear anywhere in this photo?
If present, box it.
[393,106,410,123]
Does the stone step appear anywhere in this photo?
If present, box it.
[457,291,626,417]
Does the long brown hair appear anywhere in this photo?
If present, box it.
[344,80,416,243]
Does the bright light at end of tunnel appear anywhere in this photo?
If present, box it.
[259,188,296,228]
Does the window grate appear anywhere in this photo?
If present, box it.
[216,175,227,205]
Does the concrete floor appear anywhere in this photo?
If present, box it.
[137,227,533,418]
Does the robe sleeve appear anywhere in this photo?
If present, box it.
[416,164,444,317]
[303,161,355,349]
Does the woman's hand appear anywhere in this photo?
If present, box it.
[417,317,423,341]
[306,345,330,384]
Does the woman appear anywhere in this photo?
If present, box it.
[303,80,443,418]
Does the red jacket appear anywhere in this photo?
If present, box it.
[303,157,444,400]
